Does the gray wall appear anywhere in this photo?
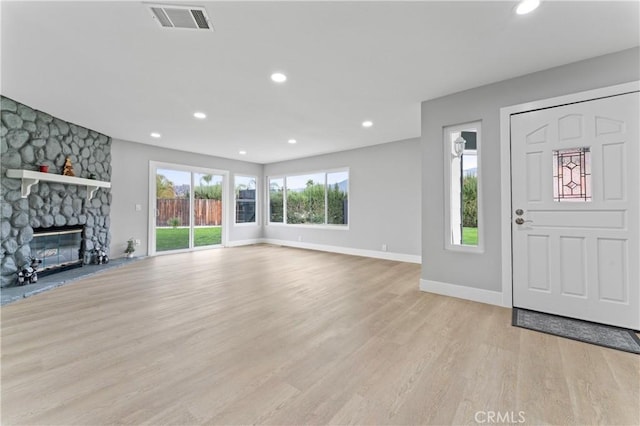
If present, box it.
[421,47,640,291]
[264,138,421,257]
[110,139,263,258]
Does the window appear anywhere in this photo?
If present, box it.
[286,173,325,224]
[327,171,348,225]
[149,162,227,255]
[269,177,284,223]
[553,148,592,202]
[235,175,257,224]
[444,122,482,251]
[268,169,349,226]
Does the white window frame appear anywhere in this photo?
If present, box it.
[233,174,258,226]
[148,161,229,255]
[267,175,286,225]
[443,121,484,253]
[266,167,349,229]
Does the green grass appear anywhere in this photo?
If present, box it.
[462,227,478,245]
[156,226,222,252]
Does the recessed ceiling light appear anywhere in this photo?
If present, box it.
[150,132,161,138]
[239,150,247,155]
[362,120,373,128]
[516,0,540,15]
[271,72,287,83]
[288,139,297,144]
[193,111,207,119]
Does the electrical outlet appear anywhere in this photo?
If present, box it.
[135,204,142,211]
[297,235,303,242]
[381,244,388,252]
[134,239,141,246]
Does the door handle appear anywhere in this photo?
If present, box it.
[515,218,533,225]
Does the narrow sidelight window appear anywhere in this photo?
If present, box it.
[444,121,482,251]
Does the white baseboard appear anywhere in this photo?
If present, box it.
[226,238,265,247]
[419,279,504,306]
[262,238,421,264]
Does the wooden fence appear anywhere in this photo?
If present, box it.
[157,199,222,226]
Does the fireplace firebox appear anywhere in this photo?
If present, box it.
[30,226,84,277]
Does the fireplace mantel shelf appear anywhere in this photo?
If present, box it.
[5,169,111,200]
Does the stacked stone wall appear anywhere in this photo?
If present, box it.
[0,96,112,287]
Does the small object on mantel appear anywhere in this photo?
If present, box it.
[5,169,111,200]
[39,165,49,173]
[62,157,75,177]
[89,173,97,180]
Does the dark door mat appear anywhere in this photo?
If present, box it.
[512,308,640,354]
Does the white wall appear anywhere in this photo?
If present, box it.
[421,47,640,295]
[111,137,421,262]
[110,139,263,257]
[264,138,421,262]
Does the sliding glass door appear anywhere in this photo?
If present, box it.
[155,168,191,252]
[193,173,223,247]
[151,163,226,254]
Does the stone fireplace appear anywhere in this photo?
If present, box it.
[1,95,112,287]
[30,225,84,277]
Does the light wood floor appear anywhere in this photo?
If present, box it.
[1,245,638,425]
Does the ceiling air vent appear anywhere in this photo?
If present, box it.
[147,4,213,31]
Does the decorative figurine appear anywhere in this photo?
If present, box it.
[93,244,109,265]
[17,258,42,285]
[62,156,75,176]
[125,238,136,258]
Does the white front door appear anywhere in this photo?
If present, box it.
[511,91,639,329]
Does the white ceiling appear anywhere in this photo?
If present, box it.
[2,1,638,164]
